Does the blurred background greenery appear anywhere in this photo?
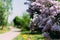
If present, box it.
[13,13,30,31]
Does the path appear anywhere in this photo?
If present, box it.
[0,27,20,40]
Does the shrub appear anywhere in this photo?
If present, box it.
[13,13,30,31]
[26,0,60,39]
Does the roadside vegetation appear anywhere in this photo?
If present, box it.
[0,26,10,34]
[0,0,12,34]
[13,13,30,31]
[13,13,45,40]
[13,34,45,40]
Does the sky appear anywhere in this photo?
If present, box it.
[8,0,28,23]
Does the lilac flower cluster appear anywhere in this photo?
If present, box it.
[26,0,60,38]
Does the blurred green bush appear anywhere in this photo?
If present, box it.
[13,13,30,31]
[58,0,60,1]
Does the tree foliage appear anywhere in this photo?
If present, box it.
[26,0,60,39]
[0,0,12,29]
[13,13,30,31]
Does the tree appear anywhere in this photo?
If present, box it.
[13,13,30,31]
[0,0,12,29]
[26,0,60,39]
[2,0,12,25]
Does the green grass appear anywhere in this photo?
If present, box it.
[13,31,45,40]
[13,34,45,40]
[0,26,10,34]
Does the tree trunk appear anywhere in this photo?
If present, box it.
[1,25,4,30]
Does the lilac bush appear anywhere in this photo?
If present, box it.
[25,0,60,39]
